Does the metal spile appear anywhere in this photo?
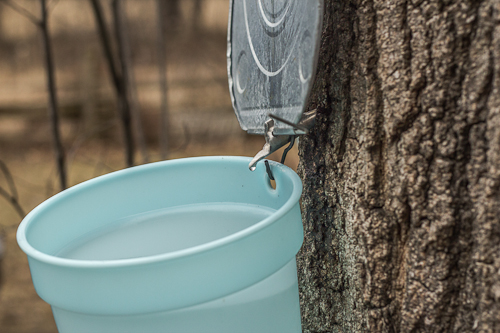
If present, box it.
[228,0,323,171]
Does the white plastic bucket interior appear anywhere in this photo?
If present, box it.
[17,156,304,318]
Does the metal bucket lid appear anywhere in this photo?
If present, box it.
[228,0,323,135]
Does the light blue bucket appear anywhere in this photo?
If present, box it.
[17,156,303,333]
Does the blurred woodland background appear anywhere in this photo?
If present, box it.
[0,1,298,331]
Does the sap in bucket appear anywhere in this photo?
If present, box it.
[17,0,323,331]
[17,157,303,333]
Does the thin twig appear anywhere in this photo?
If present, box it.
[0,186,25,219]
[45,176,55,198]
[0,160,18,201]
[89,0,121,91]
[46,0,59,13]
[192,0,202,33]
[66,119,118,171]
[112,0,135,167]
[92,158,116,177]
[0,0,39,25]
[114,0,148,163]
[1,0,66,190]
[0,0,66,190]
[40,0,67,190]
[157,0,170,160]
[90,0,134,167]
[0,161,25,218]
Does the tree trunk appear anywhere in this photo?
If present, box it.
[297,0,500,332]
[159,0,181,33]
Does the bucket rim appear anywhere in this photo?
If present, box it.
[17,156,302,268]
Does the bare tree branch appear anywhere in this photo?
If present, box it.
[90,0,135,167]
[0,0,66,191]
[0,0,39,25]
[192,0,202,33]
[40,0,67,190]
[111,0,135,167]
[157,0,170,160]
[46,0,59,13]
[0,161,25,218]
[113,0,149,163]
[66,119,117,171]
[0,187,25,219]
[0,160,18,201]
[89,0,121,92]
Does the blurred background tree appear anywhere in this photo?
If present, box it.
[0,1,301,332]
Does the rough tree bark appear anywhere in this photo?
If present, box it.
[297,0,500,332]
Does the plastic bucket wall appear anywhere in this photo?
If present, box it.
[17,156,304,333]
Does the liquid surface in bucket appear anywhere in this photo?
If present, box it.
[57,203,275,261]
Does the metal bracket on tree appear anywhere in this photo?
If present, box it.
[248,109,317,171]
[227,0,323,171]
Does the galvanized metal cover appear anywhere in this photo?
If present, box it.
[228,0,323,135]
